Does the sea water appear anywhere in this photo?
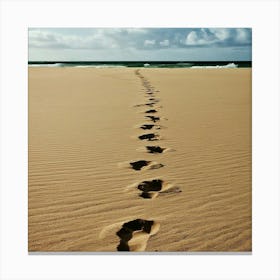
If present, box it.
[28,61,251,68]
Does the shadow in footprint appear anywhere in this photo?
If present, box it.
[130,160,150,171]
[136,179,181,199]
[138,179,163,199]
[138,179,163,192]
[140,124,160,130]
[139,192,156,199]
[138,133,159,141]
[134,102,156,108]
[145,102,156,107]
[129,160,164,171]
[116,219,155,251]
[140,124,155,130]
[146,146,165,153]
[145,109,157,114]
[134,103,156,108]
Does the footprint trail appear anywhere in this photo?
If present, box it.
[104,69,181,252]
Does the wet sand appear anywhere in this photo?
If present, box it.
[28,67,251,252]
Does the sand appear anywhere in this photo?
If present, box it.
[28,67,251,252]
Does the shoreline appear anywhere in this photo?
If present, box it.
[28,61,252,69]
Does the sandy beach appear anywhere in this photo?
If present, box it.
[28,67,251,252]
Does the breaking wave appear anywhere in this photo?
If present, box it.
[191,63,238,69]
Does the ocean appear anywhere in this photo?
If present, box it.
[28,61,251,68]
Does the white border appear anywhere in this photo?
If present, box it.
[0,0,279,279]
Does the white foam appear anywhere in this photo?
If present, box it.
[29,63,127,68]
[191,62,238,69]
[91,65,127,68]
[28,63,64,67]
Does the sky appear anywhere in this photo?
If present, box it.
[28,28,252,61]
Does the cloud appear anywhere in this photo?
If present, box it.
[186,29,216,46]
[235,28,251,44]
[29,30,67,48]
[144,39,155,47]
[29,28,252,52]
[159,39,169,47]
[185,28,251,47]
[29,29,121,49]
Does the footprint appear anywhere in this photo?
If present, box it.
[148,98,160,102]
[138,179,163,192]
[145,102,156,107]
[135,179,182,199]
[148,97,160,104]
[116,219,160,251]
[140,124,155,130]
[138,133,159,141]
[134,102,156,108]
[145,116,160,123]
[130,160,150,170]
[129,160,164,171]
[146,146,166,153]
[145,109,157,114]
[139,124,160,130]
[136,146,173,154]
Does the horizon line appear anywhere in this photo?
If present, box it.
[28,60,252,63]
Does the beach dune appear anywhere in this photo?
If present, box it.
[28,67,251,252]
